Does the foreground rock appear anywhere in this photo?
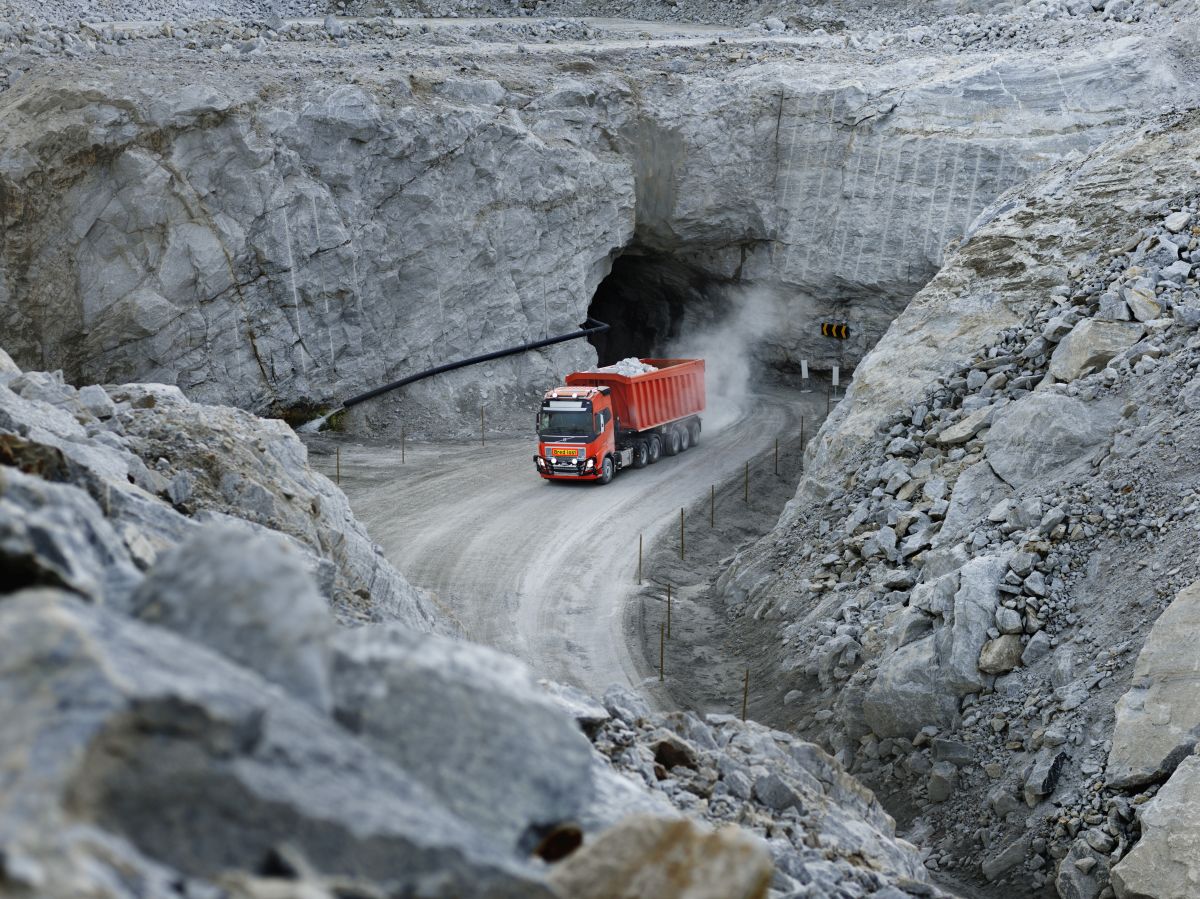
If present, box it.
[1107,580,1200,789]
[547,816,772,899]
[0,589,555,898]
[0,355,438,629]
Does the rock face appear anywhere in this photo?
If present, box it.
[1107,580,1200,789]
[0,20,1190,434]
[1110,752,1200,899]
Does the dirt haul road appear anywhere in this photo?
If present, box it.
[324,389,824,705]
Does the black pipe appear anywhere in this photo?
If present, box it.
[339,318,610,410]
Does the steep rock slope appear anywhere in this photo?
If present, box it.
[709,107,1200,897]
[0,17,1190,434]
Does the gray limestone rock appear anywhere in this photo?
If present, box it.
[979,634,1024,675]
[1111,752,1200,899]
[330,624,597,848]
[0,590,555,898]
[1108,579,1200,789]
[1024,748,1069,806]
[127,524,334,712]
[986,394,1119,490]
[1047,319,1144,381]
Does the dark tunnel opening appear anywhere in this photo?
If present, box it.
[586,250,735,365]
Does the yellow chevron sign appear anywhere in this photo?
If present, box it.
[821,323,850,340]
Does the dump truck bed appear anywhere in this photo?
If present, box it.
[565,358,705,433]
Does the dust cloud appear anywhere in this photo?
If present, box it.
[667,285,780,433]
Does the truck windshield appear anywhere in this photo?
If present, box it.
[538,410,593,437]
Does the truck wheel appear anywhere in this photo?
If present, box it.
[632,442,649,469]
[688,421,701,447]
[598,455,614,485]
[663,427,682,456]
[679,426,691,452]
[646,435,662,464]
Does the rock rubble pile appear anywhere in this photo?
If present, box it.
[709,109,1200,897]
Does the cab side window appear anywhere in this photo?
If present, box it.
[595,409,610,433]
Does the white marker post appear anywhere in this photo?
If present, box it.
[801,359,811,393]
[832,364,840,400]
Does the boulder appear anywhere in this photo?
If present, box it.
[1107,580,1200,788]
[127,524,334,712]
[1024,748,1069,806]
[1123,285,1161,322]
[862,633,960,737]
[935,461,1011,547]
[1056,838,1111,899]
[979,634,1024,675]
[941,555,1010,693]
[546,816,773,899]
[983,835,1031,882]
[0,590,554,898]
[1047,319,1144,381]
[330,624,597,848]
[1111,752,1200,899]
[936,405,996,446]
[986,394,1118,490]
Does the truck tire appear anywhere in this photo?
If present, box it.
[598,455,614,485]
[663,427,682,456]
[632,442,649,468]
[646,435,662,464]
[679,426,691,452]
[688,420,701,447]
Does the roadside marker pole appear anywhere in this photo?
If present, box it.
[660,623,665,682]
[741,668,750,720]
[679,508,685,561]
[710,484,715,528]
[336,446,341,485]
[638,534,643,585]
[667,583,672,639]
[801,358,811,393]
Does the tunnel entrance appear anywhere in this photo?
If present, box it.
[587,250,734,365]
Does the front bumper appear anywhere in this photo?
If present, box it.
[534,454,598,480]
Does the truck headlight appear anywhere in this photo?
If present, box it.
[584,457,595,471]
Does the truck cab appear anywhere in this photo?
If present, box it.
[534,386,622,483]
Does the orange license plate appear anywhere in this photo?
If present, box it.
[551,448,578,457]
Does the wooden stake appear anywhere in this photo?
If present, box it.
[667,583,672,639]
[741,668,749,721]
[638,534,643,585]
[336,446,341,485]
[660,622,665,682]
[679,508,685,560]
[710,484,715,528]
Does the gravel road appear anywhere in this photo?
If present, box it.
[319,387,826,704]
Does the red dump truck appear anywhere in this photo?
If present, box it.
[534,358,706,484]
